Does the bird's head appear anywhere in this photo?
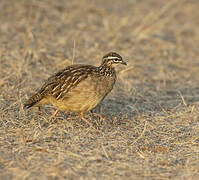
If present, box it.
[101,52,127,67]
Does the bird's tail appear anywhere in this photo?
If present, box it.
[24,92,43,109]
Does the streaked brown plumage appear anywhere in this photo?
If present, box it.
[24,52,127,126]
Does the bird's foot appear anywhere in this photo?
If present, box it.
[50,109,59,122]
[80,114,102,133]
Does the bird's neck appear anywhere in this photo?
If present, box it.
[98,64,115,76]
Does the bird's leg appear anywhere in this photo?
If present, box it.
[37,106,41,115]
[79,113,93,127]
[50,109,59,119]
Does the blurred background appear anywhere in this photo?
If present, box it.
[1,0,199,106]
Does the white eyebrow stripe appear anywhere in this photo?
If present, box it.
[104,57,120,60]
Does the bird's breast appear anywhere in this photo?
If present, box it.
[49,75,116,113]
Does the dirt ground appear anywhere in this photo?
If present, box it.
[0,0,199,179]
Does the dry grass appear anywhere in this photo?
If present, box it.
[0,0,199,179]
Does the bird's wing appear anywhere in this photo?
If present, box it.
[38,65,95,100]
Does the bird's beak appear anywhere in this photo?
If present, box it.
[121,60,127,65]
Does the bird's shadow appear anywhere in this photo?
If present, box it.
[92,86,199,118]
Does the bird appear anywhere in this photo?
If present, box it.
[24,52,127,126]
